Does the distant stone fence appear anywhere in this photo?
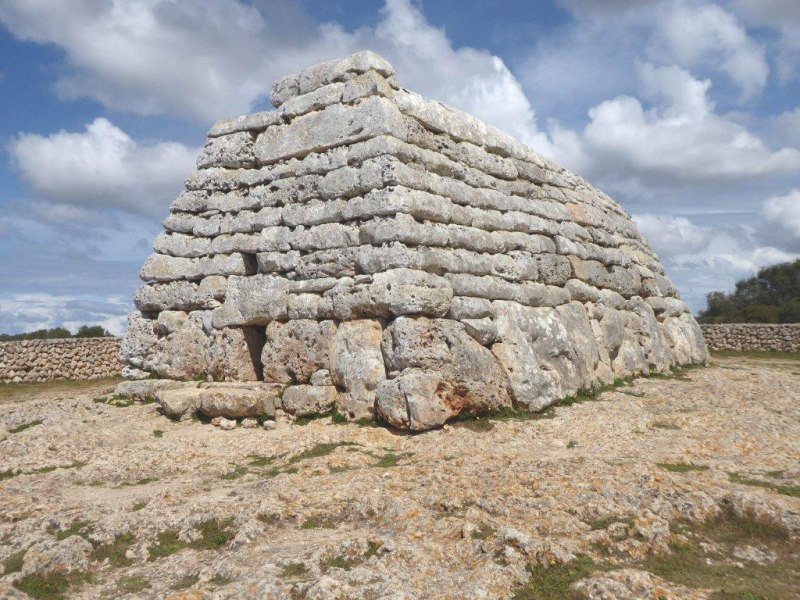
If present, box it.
[700,324,800,353]
[0,338,122,383]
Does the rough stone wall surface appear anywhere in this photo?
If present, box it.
[120,51,708,429]
[700,324,800,352]
[0,338,122,383]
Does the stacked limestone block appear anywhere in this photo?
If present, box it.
[1,338,121,383]
[701,324,800,353]
[119,51,707,430]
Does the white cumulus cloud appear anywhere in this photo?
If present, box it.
[9,118,196,217]
[0,0,336,121]
[0,0,550,150]
[649,0,768,100]
[730,0,800,81]
[634,213,711,260]
[556,63,800,186]
[758,188,800,252]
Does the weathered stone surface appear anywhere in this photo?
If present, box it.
[324,269,453,320]
[329,320,386,420]
[140,253,255,282]
[114,379,189,402]
[261,320,337,384]
[282,385,337,416]
[196,383,283,418]
[208,111,282,137]
[255,96,407,165]
[197,131,255,169]
[120,311,157,370]
[119,51,709,430]
[660,314,708,365]
[376,370,458,430]
[491,301,600,411]
[21,536,92,577]
[380,317,512,423]
[155,386,201,420]
[270,50,395,107]
[135,277,226,312]
[207,327,263,382]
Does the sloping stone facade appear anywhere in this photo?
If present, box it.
[119,51,707,429]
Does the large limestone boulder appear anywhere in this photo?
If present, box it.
[119,51,708,430]
[329,320,386,420]
[375,316,512,429]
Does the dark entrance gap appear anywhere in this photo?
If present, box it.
[240,326,266,381]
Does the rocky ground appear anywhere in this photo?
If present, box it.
[0,354,798,599]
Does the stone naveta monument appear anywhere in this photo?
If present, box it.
[118,51,707,430]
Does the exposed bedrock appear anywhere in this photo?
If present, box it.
[119,51,708,430]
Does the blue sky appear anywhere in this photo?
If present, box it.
[0,0,798,335]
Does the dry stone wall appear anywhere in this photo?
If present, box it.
[119,51,708,430]
[0,338,121,383]
[700,324,800,352]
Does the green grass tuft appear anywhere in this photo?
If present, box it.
[728,473,800,498]
[331,408,348,424]
[209,574,232,586]
[321,555,356,571]
[280,562,308,578]
[658,462,710,473]
[300,514,338,529]
[247,454,277,467]
[512,555,596,600]
[651,419,681,430]
[148,530,183,561]
[131,500,148,512]
[470,523,495,541]
[219,466,248,480]
[116,575,150,594]
[153,429,164,438]
[90,532,134,568]
[120,477,158,487]
[55,520,93,541]
[636,505,795,599]
[372,452,413,468]
[287,442,358,465]
[170,573,199,590]
[8,419,43,433]
[94,394,136,407]
[2,550,25,575]
[256,513,281,526]
[190,517,235,550]
[0,377,122,403]
[453,413,495,432]
[14,571,92,600]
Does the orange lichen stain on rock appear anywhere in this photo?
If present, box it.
[436,381,468,413]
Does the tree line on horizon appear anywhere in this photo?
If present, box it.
[0,325,113,342]
[697,258,800,324]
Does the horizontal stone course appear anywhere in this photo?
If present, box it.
[0,338,121,383]
[700,324,800,352]
[179,145,657,266]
